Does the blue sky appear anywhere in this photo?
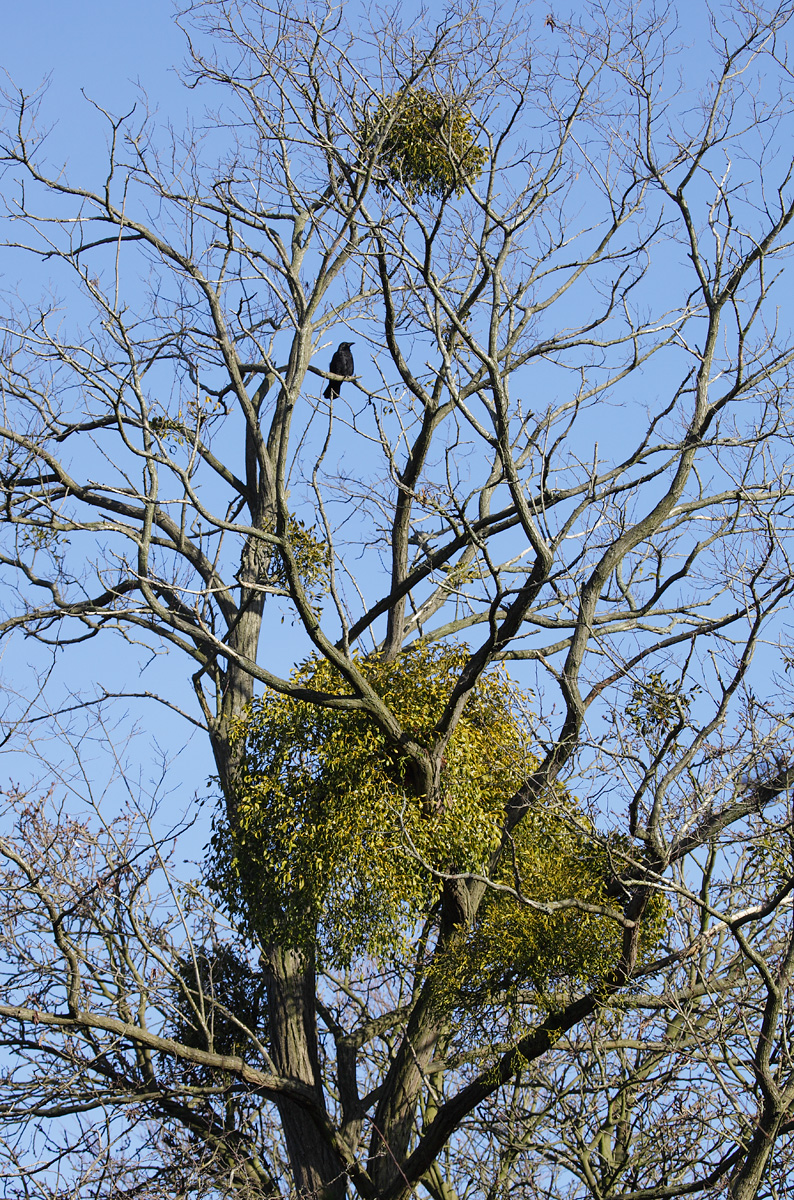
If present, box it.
[4,2,185,119]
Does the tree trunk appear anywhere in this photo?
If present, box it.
[264,944,346,1200]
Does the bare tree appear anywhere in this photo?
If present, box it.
[2,1,794,1197]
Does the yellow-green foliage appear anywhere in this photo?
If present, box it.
[626,670,694,755]
[442,823,669,1008]
[274,515,329,600]
[210,643,667,995]
[212,643,528,964]
[364,88,488,198]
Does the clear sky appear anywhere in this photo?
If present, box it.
[4,2,185,114]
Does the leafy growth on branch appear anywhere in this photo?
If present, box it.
[211,643,524,964]
[209,645,666,994]
[363,87,488,198]
[275,516,330,599]
[627,671,695,756]
[171,945,266,1075]
[443,827,669,1011]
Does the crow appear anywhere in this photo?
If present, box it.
[323,342,355,400]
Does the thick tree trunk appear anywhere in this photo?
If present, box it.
[369,998,447,1192]
[211,534,270,804]
[264,944,346,1200]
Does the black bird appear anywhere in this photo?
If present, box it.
[323,341,355,400]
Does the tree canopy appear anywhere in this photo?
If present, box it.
[1,2,794,1199]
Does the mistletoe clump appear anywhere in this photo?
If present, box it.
[363,87,488,198]
[211,643,527,965]
[440,824,670,1011]
[210,643,667,996]
[171,944,266,1076]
